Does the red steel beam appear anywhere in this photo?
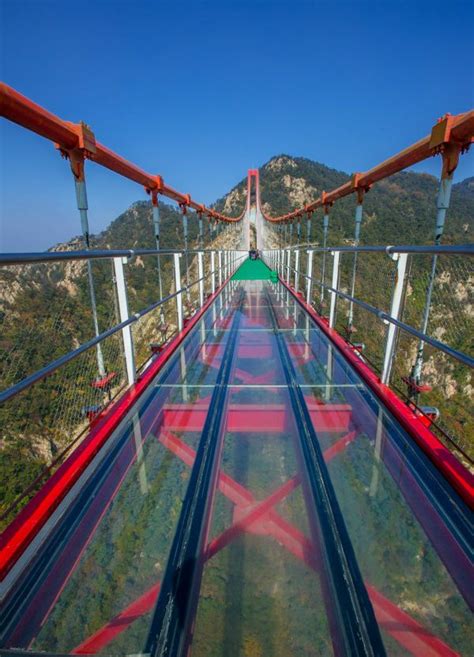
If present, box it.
[0,83,242,223]
[262,111,474,223]
[160,402,352,434]
[157,429,315,567]
[72,583,161,654]
[205,475,301,559]
[73,427,459,657]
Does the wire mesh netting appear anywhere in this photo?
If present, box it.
[402,254,474,354]
[0,259,118,388]
[0,329,126,528]
[305,249,473,463]
[392,253,474,462]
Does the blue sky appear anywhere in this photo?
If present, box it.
[1,0,473,251]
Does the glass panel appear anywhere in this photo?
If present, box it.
[3,276,471,657]
[192,385,336,657]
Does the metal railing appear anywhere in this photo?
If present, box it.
[263,243,474,462]
[1,247,246,403]
[0,247,246,524]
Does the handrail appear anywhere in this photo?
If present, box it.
[264,244,474,256]
[0,244,470,267]
[0,247,247,266]
[0,83,244,223]
[278,256,474,370]
[0,252,246,404]
[261,111,474,223]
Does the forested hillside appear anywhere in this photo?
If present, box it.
[1,156,473,526]
[215,155,473,245]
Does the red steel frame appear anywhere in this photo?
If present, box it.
[0,277,468,657]
[0,83,242,223]
[68,426,459,657]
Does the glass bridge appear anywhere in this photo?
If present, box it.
[1,277,471,657]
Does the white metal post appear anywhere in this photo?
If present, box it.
[211,251,216,294]
[294,249,300,292]
[329,251,340,329]
[280,249,284,276]
[381,253,408,385]
[306,250,314,304]
[286,249,291,284]
[198,251,204,307]
[218,251,223,287]
[348,202,363,329]
[113,256,136,385]
[173,252,183,332]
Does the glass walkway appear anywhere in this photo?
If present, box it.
[0,278,472,657]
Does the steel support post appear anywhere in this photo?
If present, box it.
[286,249,291,284]
[173,253,183,332]
[381,253,408,385]
[151,197,165,324]
[329,251,340,329]
[113,256,136,386]
[412,172,453,386]
[198,251,204,307]
[306,216,311,244]
[348,202,363,330]
[218,251,223,287]
[294,249,300,292]
[151,200,164,299]
[198,215,204,249]
[211,251,216,294]
[73,176,106,377]
[306,250,314,305]
[297,219,301,245]
[280,249,284,277]
[320,211,330,303]
[182,213,190,298]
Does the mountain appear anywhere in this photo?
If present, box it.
[215,155,473,245]
[1,155,473,526]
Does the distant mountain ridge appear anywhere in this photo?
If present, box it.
[214,155,473,246]
[42,155,473,255]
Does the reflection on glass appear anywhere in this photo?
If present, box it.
[2,279,471,657]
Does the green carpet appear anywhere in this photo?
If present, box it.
[232,258,278,281]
